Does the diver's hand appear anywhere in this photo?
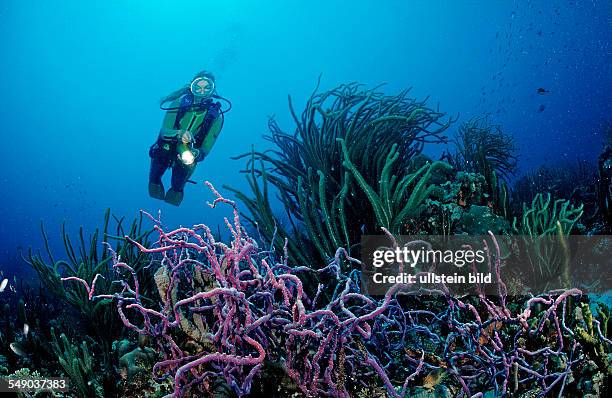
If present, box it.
[181,130,194,144]
[191,149,201,161]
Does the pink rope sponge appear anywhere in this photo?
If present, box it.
[61,181,599,397]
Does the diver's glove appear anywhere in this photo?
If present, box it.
[193,148,205,162]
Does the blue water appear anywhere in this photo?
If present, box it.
[0,0,610,276]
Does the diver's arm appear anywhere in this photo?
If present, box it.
[159,126,183,139]
[195,116,223,161]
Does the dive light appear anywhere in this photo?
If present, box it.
[178,143,195,165]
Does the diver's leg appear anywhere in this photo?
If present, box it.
[165,162,196,206]
[148,144,170,200]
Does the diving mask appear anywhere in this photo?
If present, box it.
[190,76,215,98]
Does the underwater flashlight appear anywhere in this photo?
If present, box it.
[180,150,195,165]
[178,143,195,165]
[190,76,215,98]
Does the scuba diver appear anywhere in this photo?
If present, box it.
[148,71,230,206]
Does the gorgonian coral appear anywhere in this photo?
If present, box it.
[228,81,453,266]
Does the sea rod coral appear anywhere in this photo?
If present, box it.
[228,81,453,266]
[65,182,607,397]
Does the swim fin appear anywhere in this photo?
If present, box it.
[164,188,184,206]
[148,182,165,200]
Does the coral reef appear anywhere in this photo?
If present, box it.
[116,343,164,397]
[74,183,607,397]
[50,328,103,397]
[11,82,610,397]
[452,116,516,218]
[227,81,452,266]
[19,210,158,396]
[337,137,453,235]
[598,145,612,231]
[511,193,584,289]
[513,192,584,237]
[452,116,517,180]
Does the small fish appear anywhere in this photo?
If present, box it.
[10,342,28,357]
[536,87,549,94]
[23,323,29,337]
[138,334,150,349]
[0,278,8,292]
[537,104,546,113]
[423,368,446,391]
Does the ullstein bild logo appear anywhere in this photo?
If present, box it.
[360,234,611,297]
